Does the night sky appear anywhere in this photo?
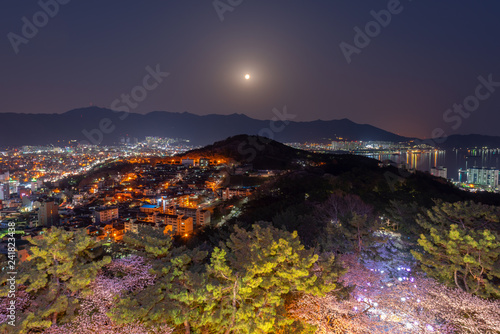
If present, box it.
[1,0,499,138]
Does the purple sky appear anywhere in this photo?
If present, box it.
[1,0,500,138]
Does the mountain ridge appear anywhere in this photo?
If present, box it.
[0,107,499,148]
[0,107,408,147]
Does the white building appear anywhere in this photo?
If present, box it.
[431,166,448,179]
[0,182,9,200]
[467,167,499,188]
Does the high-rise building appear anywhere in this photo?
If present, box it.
[458,168,468,183]
[8,180,19,195]
[38,200,59,226]
[431,166,447,179]
[0,182,9,200]
[467,167,499,188]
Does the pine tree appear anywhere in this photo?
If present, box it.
[202,224,339,334]
[412,201,500,298]
[122,224,173,259]
[112,225,341,333]
[417,200,500,232]
[111,226,207,334]
[412,225,500,298]
[385,200,423,237]
[3,227,111,333]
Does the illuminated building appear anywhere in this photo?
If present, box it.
[140,204,158,214]
[221,187,253,200]
[467,167,499,188]
[9,179,19,194]
[176,207,211,227]
[100,221,125,242]
[178,216,193,236]
[197,209,211,226]
[160,214,193,236]
[0,182,9,200]
[38,199,59,227]
[199,158,210,167]
[124,218,140,234]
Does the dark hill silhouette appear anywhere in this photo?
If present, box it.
[0,107,407,147]
[180,134,319,169]
[1,107,499,148]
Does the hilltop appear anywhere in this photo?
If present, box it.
[181,134,322,169]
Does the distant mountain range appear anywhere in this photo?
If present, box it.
[0,107,498,148]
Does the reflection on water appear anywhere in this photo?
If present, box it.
[362,149,500,181]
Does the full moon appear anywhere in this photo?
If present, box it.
[245,74,250,80]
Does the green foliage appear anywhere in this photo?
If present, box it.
[2,227,111,333]
[202,224,338,333]
[319,214,376,254]
[418,200,500,233]
[341,213,377,254]
[111,225,208,333]
[385,200,424,238]
[123,225,173,259]
[112,224,339,333]
[412,201,500,298]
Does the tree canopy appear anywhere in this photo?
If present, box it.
[1,228,111,333]
[412,201,500,298]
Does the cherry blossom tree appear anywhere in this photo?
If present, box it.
[0,289,31,330]
[288,254,500,334]
[44,255,173,334]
